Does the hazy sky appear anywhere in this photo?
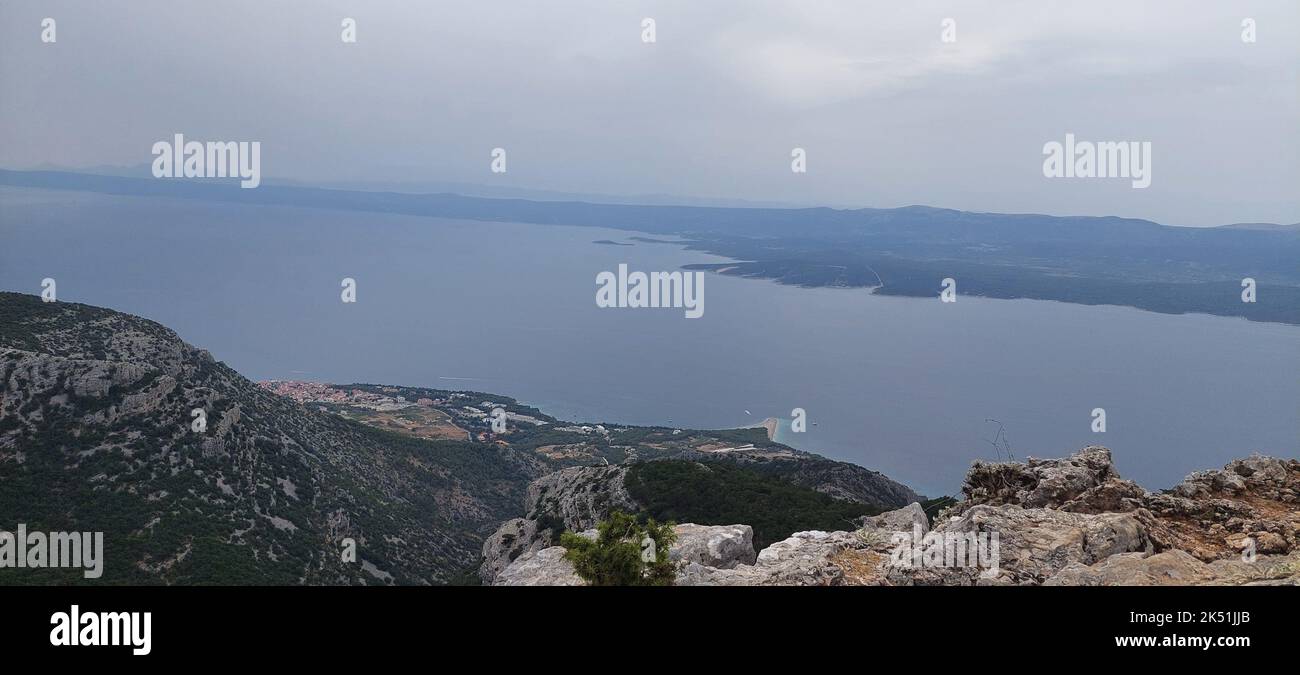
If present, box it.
[2,1,1296,226]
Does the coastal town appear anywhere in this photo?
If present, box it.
[260,379,439,409]
[255,380,797,466]
[258,380,573,444]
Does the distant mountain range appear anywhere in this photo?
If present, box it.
[9,164,813,209]
[3,169,1298,325]
[1220,222,1300,232]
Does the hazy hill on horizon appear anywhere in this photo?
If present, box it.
[4,169,1299,325]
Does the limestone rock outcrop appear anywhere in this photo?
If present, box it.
[480,465,640,583]
[489,447,1300,586]
[669,524,756,569]
[494,547,585,586]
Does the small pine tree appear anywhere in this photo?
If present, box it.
[560,511,677,586]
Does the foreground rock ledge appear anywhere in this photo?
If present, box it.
[491,447,1300,586]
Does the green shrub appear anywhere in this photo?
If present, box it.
[560,511,676,586]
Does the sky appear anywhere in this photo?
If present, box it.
[1,0,1297,226]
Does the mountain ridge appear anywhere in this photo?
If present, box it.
[6,167,1299,230]
[0,292,545,584]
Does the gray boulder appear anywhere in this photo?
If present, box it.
[676,530,861,586]
[858,502,929,535]
[669,524,756,568]
[493,546,584,586]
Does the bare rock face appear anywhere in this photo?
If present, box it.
[1046,549,1300,586]
[669,524,756,569]
[1172,455,1299,502]
[677,531,861,586]
[888,505,1152,586]
[1204,550,1300,586]
[1045,550,1216,586]
[480,465,640,583]
[891,451,1298,586]
[1140,454,1300,562]
[525,465,637,532]
[949,447,1299,569]
[493,547,584,586]
[958,446,1146,514]
[479,517,543,584]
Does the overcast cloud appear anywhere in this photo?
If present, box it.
[1,0,1296,225]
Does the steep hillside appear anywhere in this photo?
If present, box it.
[0,292,544,584]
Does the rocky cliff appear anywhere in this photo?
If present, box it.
[480,465,638,581]
[491,447,1300,586]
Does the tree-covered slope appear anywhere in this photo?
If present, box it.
[0,292,543,585]
[625,460,881,550]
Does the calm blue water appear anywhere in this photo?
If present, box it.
[2,186,1297,496]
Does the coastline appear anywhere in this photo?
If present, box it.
[759,416,780,442]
